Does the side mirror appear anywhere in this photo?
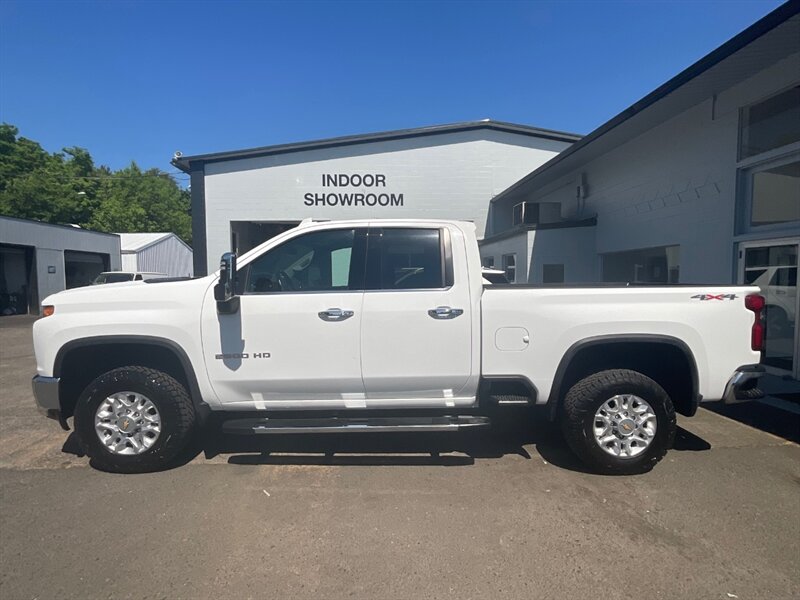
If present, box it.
[214,252,239,313]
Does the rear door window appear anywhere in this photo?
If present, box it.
[368,228,445,290]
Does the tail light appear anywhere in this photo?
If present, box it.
[745,294,765,352]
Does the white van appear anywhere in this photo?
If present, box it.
[91,272,168,285]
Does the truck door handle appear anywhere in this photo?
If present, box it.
[318,308,354,322]
[428,306,464,320]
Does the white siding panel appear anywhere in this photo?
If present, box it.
[480,226,598,284]
[203,129,572,274]
[121,254,138,271]
[529,227,598,283]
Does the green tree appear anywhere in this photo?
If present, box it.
[89,162,191,244]
[0,124,191,245]
[0,124,51,190]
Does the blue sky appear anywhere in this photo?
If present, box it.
[0,0,785,176]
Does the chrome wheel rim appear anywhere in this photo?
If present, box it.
[593,394,657,458]
[94,391,161,455]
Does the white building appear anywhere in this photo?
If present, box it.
[482,3,800,378]
[0,216,121,315]
[119,233,193,278]
[173,120,580,275]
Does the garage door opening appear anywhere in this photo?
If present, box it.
[0,244,37,316]
[64,250,109,288]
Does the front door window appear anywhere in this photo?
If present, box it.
[241,228,359,293]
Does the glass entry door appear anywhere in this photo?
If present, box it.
[740,240,799,378]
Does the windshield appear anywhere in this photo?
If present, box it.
[92,273,135,285]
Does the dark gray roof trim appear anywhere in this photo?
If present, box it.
[480,217,598,245]
[172,120,582,172]
[490,0,800,204]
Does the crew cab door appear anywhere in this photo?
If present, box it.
[201,226,367,407]
[359,226,477,405]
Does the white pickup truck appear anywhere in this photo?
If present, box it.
[32,219,765,475]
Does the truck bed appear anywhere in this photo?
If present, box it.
[480,283,761,405]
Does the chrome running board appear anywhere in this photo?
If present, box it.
[222,415,491,435]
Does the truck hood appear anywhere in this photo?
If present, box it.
[42,276,215,312]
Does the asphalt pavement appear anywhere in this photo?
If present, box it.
[1,315,798,600]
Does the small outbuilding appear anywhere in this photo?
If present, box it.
[118,233,193,278]
[0,216,121,315]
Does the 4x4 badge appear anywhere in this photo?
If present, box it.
[691,294,737,301]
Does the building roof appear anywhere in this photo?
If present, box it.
[171,119,582,172]
[490,0,800,206]
[0,215,119,238]
[118,232,191,253]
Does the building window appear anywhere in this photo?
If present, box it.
[513,202,533,226]
[750,159,800,227]
[543,264,565,284]
[482,256,495,268]
[739,86,800,160]
[502,254,516,283]
[602,245,680,284]
[739,156,800,232]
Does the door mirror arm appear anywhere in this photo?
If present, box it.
[214,252,240,314]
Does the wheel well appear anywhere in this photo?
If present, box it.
[56,342,196,420]
[550,340,698,418]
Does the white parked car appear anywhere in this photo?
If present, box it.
[91,271,169,284]
[32,219,764,475]
[746,266,796,333]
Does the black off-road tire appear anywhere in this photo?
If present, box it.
[560,369,676,475]
[74,366,196,474]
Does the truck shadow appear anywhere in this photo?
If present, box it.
[62,407,712,474]
[204,407,712,474]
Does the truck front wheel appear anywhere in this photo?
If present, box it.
[74,366,196,473]
[560,369,676,475]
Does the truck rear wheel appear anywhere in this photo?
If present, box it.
[560,369,676,475]
[74,366,196,473]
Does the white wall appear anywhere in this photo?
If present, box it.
[529,227,597,283]
[480,225,597,284]
[202,129,572,273]
[502,50,800,284]
[121,254,138,271]
[479,232,531,283]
